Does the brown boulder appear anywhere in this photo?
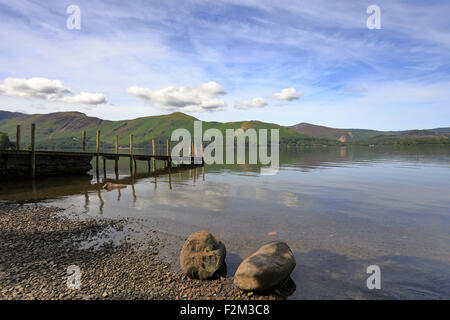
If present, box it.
[180,230,226,280]
[234,241,296,292]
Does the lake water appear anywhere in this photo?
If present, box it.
[1,146,449,299]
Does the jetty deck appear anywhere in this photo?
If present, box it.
[0,123,204,178]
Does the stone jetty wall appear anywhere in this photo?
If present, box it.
[0,153,93,177]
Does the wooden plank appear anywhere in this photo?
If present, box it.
[31,123,36,178]
[0,149,190,161]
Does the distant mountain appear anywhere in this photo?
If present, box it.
[0,110,319,150]
[289,122,450,143]
[289,122,382,142]
[0,110,448,150]
[430,127,450,133]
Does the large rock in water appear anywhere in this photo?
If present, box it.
[180,230,226,280]
[234,241,296,292]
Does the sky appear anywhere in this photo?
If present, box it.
[0,0,449,130]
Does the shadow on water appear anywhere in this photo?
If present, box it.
[290,249,450,299]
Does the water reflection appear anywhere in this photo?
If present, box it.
[1,146,449,299]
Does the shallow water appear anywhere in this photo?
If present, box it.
[1,146,450,299]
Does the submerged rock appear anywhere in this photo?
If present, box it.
[103,182,127,191]
[180,230,226,280]
[234,241,296,292]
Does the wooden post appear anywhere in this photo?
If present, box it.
[166,139,170,167]
[129,134,134,174]
[191,140,194,165]
[115,135,119,175]
[82,130,86,152]
[96,130,100,174]
[103,156,107,178]
[96,131,100,153]
[16,125,21,150]
[31,123,36,178]
[201,142,204,165]
[152,139,155,170]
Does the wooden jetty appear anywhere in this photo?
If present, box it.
[0,123,203,178]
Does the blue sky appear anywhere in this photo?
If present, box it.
[0,0,449,130]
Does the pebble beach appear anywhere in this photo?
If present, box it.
[0,203,283,300]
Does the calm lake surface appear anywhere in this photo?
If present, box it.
[1,146,450,299]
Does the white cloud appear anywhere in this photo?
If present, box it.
[272,88,303,101]
[235,97,267,109]
[126,81,227,112]
[0,77,106,105]
[60,92,107,105]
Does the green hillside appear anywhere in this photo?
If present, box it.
[1,110,447,150]
[0,110,324,150]
[363,130,450,146]
[0,131,13,149]
[289,122,383,141]
[289,122,450,145]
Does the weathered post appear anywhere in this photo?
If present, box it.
[96,130,100,175]
[115,135,119,174]
[82,130,86,152]
[191,140,194,165]
[166,139,170,167]
[201,142,204,165]
[129,134,134,174]
[16,125,21,150]
[152,139,155,170]
[96,131,100,153]
[103,156,107,178]
[31,123,36,178]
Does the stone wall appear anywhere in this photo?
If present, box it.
[0,154,93,177]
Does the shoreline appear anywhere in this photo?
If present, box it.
[0,202,283,300]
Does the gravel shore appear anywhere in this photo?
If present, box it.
[0,203,282,300]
